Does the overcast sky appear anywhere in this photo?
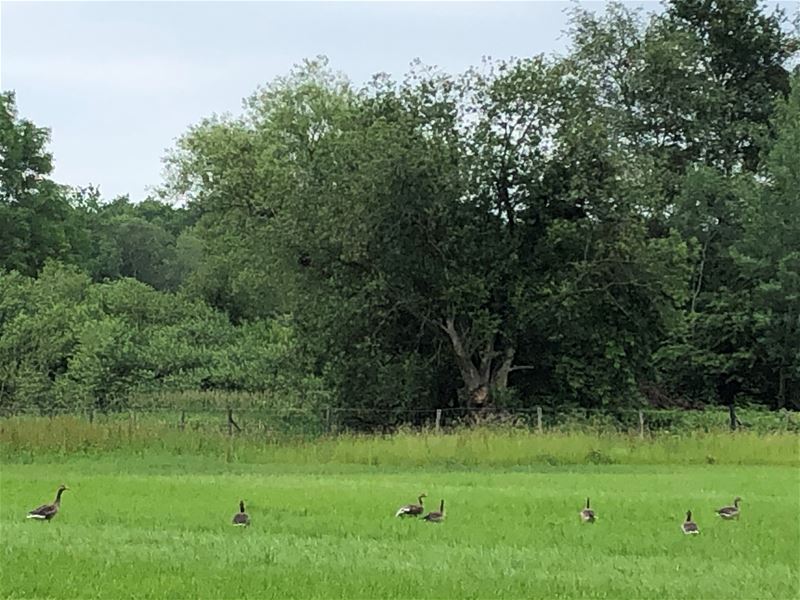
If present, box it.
[0,1,793,201]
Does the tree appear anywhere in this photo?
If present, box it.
[0,92,83,275]
[569,1,797,409]
[567,0,796,188]
[112,216,175,289]
[656,76,800,410]
[168,57,690,415]
[664,0,796,171]
[732,75,800,408]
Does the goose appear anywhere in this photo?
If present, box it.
[681,510,699,535]
[715,497,741,520]
[580,497,596,523]
[27,485,69,521]
[423,499,445,523]
[395,493,427,518]
[232,500,250,526]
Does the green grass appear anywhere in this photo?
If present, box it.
[1,452,799,599]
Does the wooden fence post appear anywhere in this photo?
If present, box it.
[179,410,186,431]
[536,406,543,434]
[638,410,645,439]
[325,407,332,434]
[435,409,442,434]
[729,404,738,432]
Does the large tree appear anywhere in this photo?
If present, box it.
[169,57,689,415]
[659,77,800,409]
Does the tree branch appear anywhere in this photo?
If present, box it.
[441,317,480,384]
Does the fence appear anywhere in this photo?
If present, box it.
[2,404,797,436]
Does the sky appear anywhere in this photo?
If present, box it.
[0,1,793,202]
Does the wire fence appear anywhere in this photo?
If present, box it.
[2,404,797,436]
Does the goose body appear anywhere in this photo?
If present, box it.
[681,510,699,535]
[232,500,250,526]
[27,485,68,521]
[423,499,445,523]
[395,493,426,518]
[580,497,596,523]
[715,497,741,520]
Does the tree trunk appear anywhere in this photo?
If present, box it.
[492,347,516,391]
[777,367,786,410]
[718,378,740,430]
[440,318,516,409]
[441,318,483,401]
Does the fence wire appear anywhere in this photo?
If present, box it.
[1,404,797,436]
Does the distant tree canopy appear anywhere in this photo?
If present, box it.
[0,93,201,290]
[2,1,798,421]
[1,91,81,276]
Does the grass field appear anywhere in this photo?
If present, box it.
[1,447,799,599]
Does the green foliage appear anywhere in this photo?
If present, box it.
[657,76,800,408]
[0,266,318,414]
[65,191,201,291]
[0,93,86,275]
[169,54,694,415]
[2,3,798,421]
[0,99,199,288]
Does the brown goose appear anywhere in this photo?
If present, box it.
[715,497,741,520]
[580,497,596,523]
[395,493,427,518]
[423,499,445,523]
[232,500,250,526]
[681,510,699,535]
[27,485,69,521]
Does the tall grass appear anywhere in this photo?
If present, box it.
[1,415,797,467]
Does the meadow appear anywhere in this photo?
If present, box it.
[1,421,799,599]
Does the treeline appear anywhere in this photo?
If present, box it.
[0,160,200,292]
[1,0,799,423]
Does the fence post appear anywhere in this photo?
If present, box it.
[325,407,332,434]
[638,410,645,439]
[88,408,94,424]
[227,408,233,436]
[179,410,186,431]
[435,409,442,434]
[536,406,543,434]
[128,410,134,439]
[729,404,737,432]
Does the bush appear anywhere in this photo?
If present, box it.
[0,264,328,414]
